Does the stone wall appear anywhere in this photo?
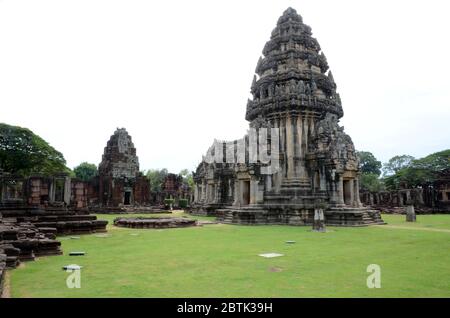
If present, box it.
[360,187,450,213]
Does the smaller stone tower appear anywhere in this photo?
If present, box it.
[97,128,149,207]
[98,128,139,179]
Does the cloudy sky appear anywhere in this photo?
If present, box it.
[1,0,449,173]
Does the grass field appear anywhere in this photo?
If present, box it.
[8,212,450,298]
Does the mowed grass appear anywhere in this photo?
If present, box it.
[9,212,450,298]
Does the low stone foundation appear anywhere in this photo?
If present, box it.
[113,217,197,229]
[89,206,169,214]
[215,205,385,227]
[0,203,108,235]
[189,203,225,216]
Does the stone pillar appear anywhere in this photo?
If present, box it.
[354,178,362,207]
[265,174,272,192]
[64,177,71,206]
[215,181,221,203]
[233,180,240,206]
[398,192,404,207]
[201,180,206,202]
[250,179,259,205]
[348,179,354,207]
[337,175,345,206]
[285,114,295,179]
[313,208,326,232]
[49,179,55,203]
[280,117,287,178]
[319,167,326,191]
[417,189,424,205]
[296,115,308,181]
[406,205,416,222]
[194,185,199,203]
[329,170,338,205]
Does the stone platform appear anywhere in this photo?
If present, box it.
[215,205,385,227]
[89,206,169,214]
[113,217,197,229]
[189,203,226,217]
[0,202,108,235]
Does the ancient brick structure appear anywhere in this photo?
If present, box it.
[1,210,63,298]
[191,8,384,226]
[0,171,108,234]
[155,173,191,205]
[89,128,151,210]
[360,169,450,213]
[0,170,107,296]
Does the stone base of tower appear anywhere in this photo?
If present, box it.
[216,205,311,225]
[189,203,227,216]
[215,205,385,227]
[325,207,385,226]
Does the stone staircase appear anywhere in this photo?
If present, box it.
[215,204,385,227]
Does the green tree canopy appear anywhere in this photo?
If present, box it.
[360,173,385,192]
[179,169,194,189]
[146,168,168,192]
[357,151,382,176]
[73,162,98,181]
[384,149,450,190]
[382,155,415,176]
[0,123,69,176]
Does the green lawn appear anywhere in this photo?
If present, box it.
[8,212,450,298]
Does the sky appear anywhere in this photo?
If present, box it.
[1,0,449,173]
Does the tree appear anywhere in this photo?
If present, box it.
[413,149,450,173]
[357,151,382,176]
[179,169,194,189]
[146,168,168,192]
[382,155,415,176]
[360,173,385,192]
[384,149,450,190]
[73,162,98,181]
[0,123,69,176]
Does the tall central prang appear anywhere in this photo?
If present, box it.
[191,8,384,226]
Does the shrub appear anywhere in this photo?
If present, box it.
[179,199,188,209]
[164,198,174,210]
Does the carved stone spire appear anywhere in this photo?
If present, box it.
[98,128,139,179]
[246,7,342,121]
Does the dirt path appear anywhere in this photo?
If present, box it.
[374,225,450,233]
[1,271,11,298]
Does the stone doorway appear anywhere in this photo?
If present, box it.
[343,180,352,205]
[242,180,250,205]
[124,191,132,205]
[54,178,65,202]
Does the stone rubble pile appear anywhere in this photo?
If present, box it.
[113,217,197,229]
[0,202,108,235]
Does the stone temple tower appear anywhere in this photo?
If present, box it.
[97,128,149,207]
[99,128,139,179]
[191,8,384,226]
